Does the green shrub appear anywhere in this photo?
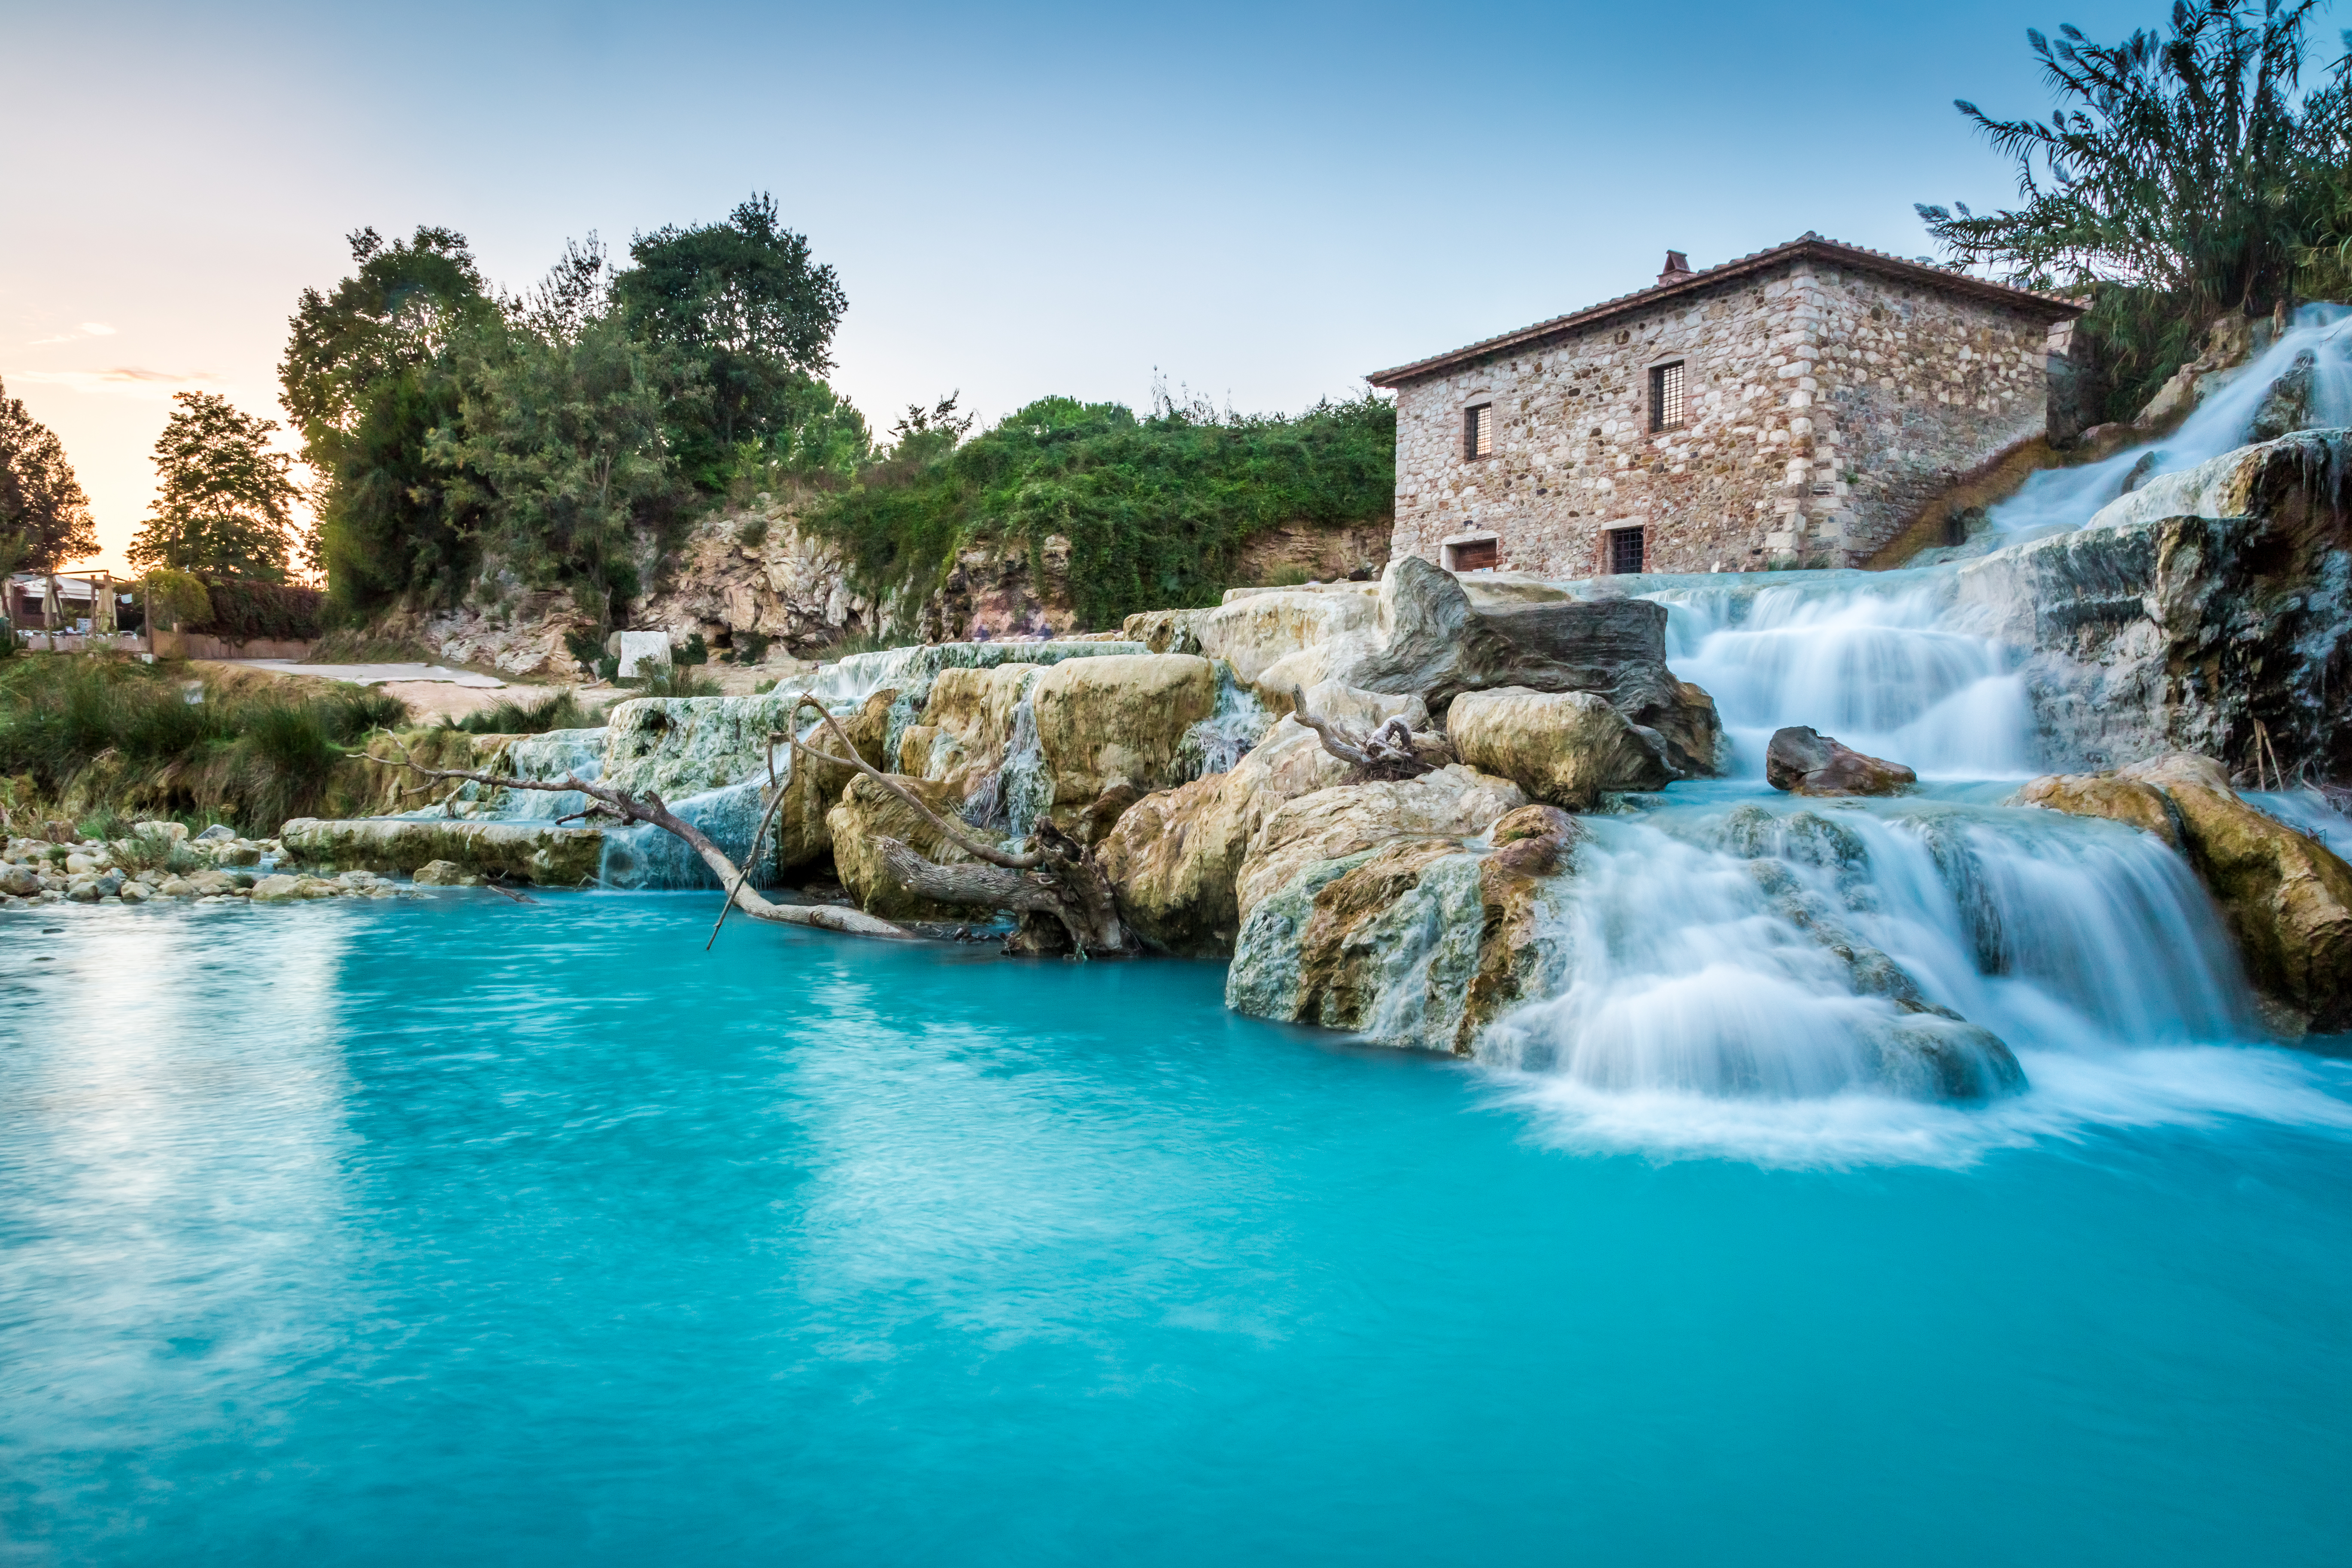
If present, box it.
[631,664,721,698]
[730,630,771,664]
[76,805,128,842]
[0,657,413,834]
[677,631,709,666]
[439,690,591,734]
[735,515,770,548]
[805,393,1395,629]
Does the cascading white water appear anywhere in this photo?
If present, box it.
[1659,576,2036,777]
[1459,315,2352,1153]
[1991,302,2352,539]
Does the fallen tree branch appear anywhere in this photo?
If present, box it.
[379,732,910,940]
[1290,686,1439,780]
[781,693,1128,956]
[782,695,1043,870]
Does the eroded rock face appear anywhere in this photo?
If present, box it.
[2019,752,2352,1034]
[1098,715,1360,955]
[1331,556,1719,775]
[826,774,998,919]
[1446,686,1671,809]
[1765,726,1917,797]
[1223,802,1581,1054]
[1958,430,2352,778]
[1235,764,1528,924]
[775,688,898,873]
[1028,654,1217,811]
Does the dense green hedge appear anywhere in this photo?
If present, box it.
[189,579,326,643]
[804,394,1395,629]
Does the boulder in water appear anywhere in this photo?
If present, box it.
[1765,727,1916,797]
[1028,653,1217,817]
[1235,763,1527,923]
[1445,686,1671,809]
[826,773,1001,920]
[2018,752,2352,1035]
[2246,349,2316,443]
[1099,712,1362,955]
[1224,801,1581,1054]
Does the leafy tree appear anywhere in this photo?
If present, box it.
[615,193,847,484]
[280,225,497,614]
[0,376,98,576]
[128,392,301,581]
[437,311,686,619]
[1919,0,2352,418]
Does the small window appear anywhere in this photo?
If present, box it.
[1464,403,1494,458]
[1649,362,1686,431]
[1451,537,1498,572]
[1609,527,1645,575]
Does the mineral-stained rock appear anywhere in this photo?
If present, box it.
[1098,715,1360,955]
[2246,349,2317,444]
[1028,654,1217,814]
[249,874,303,902]
[1956,430,2352,777]
[1234,764,1528,924]
[1333,555,1719,775]
[1765,726,1916,797]
[775,688,898,873]
[0,867,38,897]
[1446,686,1671,809]
[2021,752,2352,1034]
[826,773,1001,920]
[1224,802,1583,1055]
[413,859,468,886]
[278,818,604,886]
[157,876,199,898]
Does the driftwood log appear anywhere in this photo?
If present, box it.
[380,733,910,940]
[782,697,1127,956]
[1290,686,1440,781]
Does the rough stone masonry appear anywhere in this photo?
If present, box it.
[1367,235,2081,576]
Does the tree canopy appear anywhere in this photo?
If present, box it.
[1920,0,2352,416]
[0,377,97,577]
[615,193,849,484]
[128,392,303,582]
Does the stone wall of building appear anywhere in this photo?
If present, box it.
[1387,256,2059,576]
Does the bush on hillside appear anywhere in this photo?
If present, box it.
[805,393,1395,629]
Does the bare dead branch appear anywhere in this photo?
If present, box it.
[782,694,1043,870]
[1289,686,1439,780]
[378,732,910,940]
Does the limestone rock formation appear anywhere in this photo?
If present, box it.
[279,817,604,885]
[1223,802,1580,1054]
[2018,752,2352,1034]
[1234,763,1528,924]
[1765,726,1917,797]
[1330,556,1718,775]
[826,774,995,919]
[1028,654,1217,811]
[1446,686,1672,809]
[776,688,899,872]
[1959,429,2352,777]
[1097,713,1361,955]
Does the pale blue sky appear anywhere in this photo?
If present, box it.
[0,0,2164,567]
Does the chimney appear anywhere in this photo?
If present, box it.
[1657,250,1695,286]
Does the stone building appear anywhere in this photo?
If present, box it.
[1366,234,2080,577]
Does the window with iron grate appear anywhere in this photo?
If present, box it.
[1451,537,1498,572]
[1649,362,1686,431]
[1609,526,1645,575]
[1463,403,1493,458]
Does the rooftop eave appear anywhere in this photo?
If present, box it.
[1365,236,2083,388]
